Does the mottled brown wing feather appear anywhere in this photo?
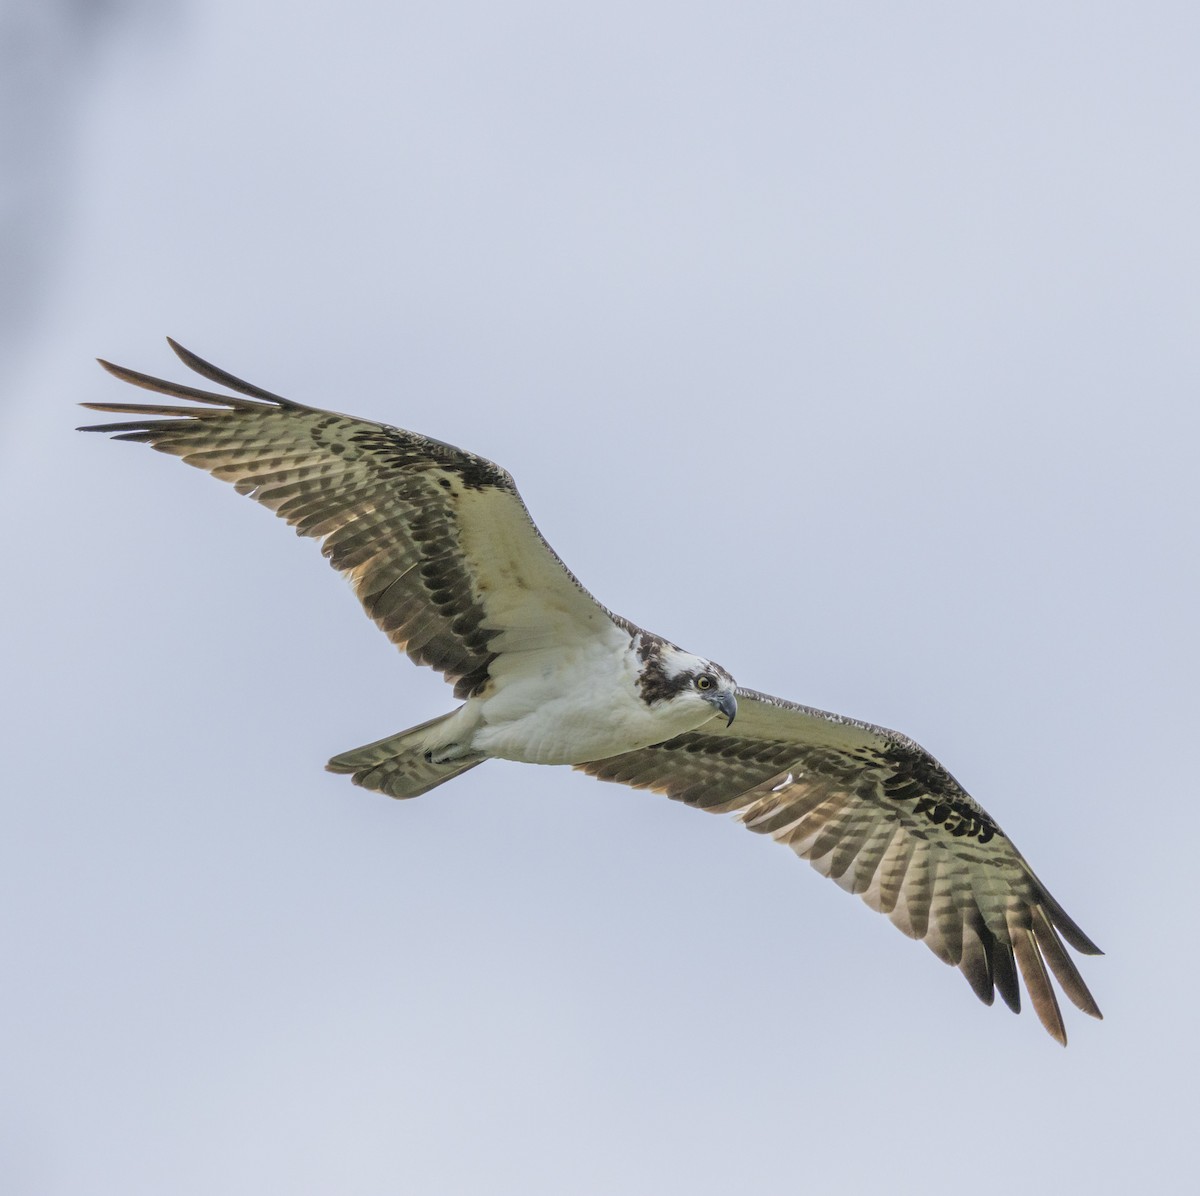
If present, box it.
[576,687,1102,1044]
[80,339,622,697]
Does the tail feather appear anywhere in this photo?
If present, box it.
[327,710,484,799]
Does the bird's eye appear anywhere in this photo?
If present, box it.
[696,674,714,691]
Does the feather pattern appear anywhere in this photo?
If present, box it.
[577,687,1103,1044]
[82,340,1103,1044]
[81,339,626,700]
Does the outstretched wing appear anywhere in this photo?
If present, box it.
[577,688,1102,1044]
[80,339,627,697]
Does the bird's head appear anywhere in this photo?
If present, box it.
[635,636,738,727]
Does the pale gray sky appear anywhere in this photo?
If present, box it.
[4,2,1198,1192]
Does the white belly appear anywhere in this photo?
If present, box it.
[463,638,714,765]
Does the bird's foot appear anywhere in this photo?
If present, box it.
[424,744,467,766]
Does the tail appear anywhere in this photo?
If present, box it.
[327,710,485,799]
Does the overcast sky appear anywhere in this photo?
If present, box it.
[4,2,1199,1192]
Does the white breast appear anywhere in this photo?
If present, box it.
[466,633,712,765]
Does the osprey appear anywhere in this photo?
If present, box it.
[81,339,1103,1044]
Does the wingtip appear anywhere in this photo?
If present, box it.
[1038,1002,1070,1047]
[96,345,189,377]
[76,400,123,433]
[94,357,150,388]
[159,336,299,406]
[81,371,133,431]
[166,336,205,371]
[162,335,217,378]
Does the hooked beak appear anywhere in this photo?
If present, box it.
[711,689,737,727]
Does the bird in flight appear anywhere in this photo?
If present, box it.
[81,339,1102,1044]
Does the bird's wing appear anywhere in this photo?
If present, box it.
[576,687,1102,1044]
[80,340,628,697]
